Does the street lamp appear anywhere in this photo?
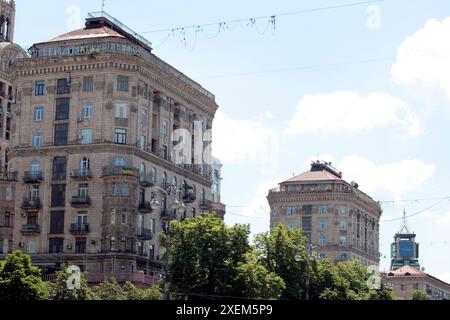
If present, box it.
[296,242,318,301]
[149,184,187,301]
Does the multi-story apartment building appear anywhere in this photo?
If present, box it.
[0,0,26,256]
[1,9,223,278]
[268,161,381,266]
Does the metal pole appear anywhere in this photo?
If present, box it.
[163,220,171,300]
[305,244,311,301]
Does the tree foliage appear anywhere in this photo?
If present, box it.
[169,214,284,300]
[48,265,96,300]
[412,290,429,300]
[0,250,48,300]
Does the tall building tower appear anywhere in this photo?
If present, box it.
[268,161,382,266]
[390,210,420,271]
[2,11,220,281]
[0,0,26,255]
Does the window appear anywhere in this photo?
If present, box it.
[121,209,128,224]
[80,157,90,171]
[55,98,70,120]
[33,132,43,147]
[401,284,407,291]
[4,211,11,227]
[302,205,312,215]
[115,102,128,119]
[319,205,328,214]
[140,108,148,128]
[287,221,297,228]
[31,160,41,173]
[75,238,87,254]
[319,220,327,230]
[49,211,65,234]
[56,78,71,94]
[340,221,348,231]
[5,186,12,201]
[78,184,89,198]
[111,183,117,196]
[319,253,327,260]
[340,236,347,246]
[340,205,348,214]
[413,283,419,290]
[319,236,327,246]
[81,129,92,145]
[115,129,127,145]
[54,124,69,146]
[149,245,155,260]
[27,240,37,254]
[117,76,129,92]
[302,216,312,232]
[33,107,44,121]
[51,185,66,207]
[149,218,156,234]
[111,209,116,224]
[340,253,348,261]
[49,238,64,253]
[52,157,67,180]
[287,207,296,216]
[114,156,125,166]
[77,212,88,225]
[139,135,146,149]
[82,103,93,118]
[29,186,40,200]
[162,120,169,135]
[122,184,130,197]
[192,208,196,218]
[83,76,94,92]
[35,81,45,96]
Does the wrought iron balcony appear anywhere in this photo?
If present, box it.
[71,196,92,208]
[182,192,196,204]
[138,202,153,214]
[139,175,154,188]
[21,198,42,210]
[200,200,212,210]
[136,228,153,241]
[21,224,41,235]
[23,171,43,183]
[0,171,17,182]
[70,223,90,235]
[70,169,93,180]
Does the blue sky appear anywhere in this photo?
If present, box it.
[15,0,450,281]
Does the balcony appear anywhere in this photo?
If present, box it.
[70,169,93,180]
[138,202,153,214]
[182,192,196,204]
[136,228,153,241]
[200,200,212,211]
[70,223,90,235]
[161,209,177,220]
[23,171,43,183]
[139,175,154,188]
[21,224,41,235]
[102,166,139,178]
[71,196,92,208]
[21,198,42,210]
[0,171,17,182]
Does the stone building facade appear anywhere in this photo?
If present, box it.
[0,10,223,277]
[0,0,26,256]
[268,161,381,266]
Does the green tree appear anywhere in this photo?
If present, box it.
[48,265,97,300]
[92,279,128,300]
[0,250,48,300]
[255,225,308,299]
[122,282,163,300]
[169,213,282,300]
[412,290,429,300]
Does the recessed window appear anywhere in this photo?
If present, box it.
[319,236,327,246]
[287,221,297,229]
[340,221,348,231]
[81,129,92,145]
[114,128,127,145]
[82,103,93,118]
[121,209,128,224]
[55,98,70,120]
[115,103,128,119]
[111,183,117,196]
[56,78,71,95]
[49,238,64,253]
[340,205,348,214]
[33,132,43,147]
[83,76,94,92]
[319,220,327,230]
[75,238,87,254]
[122,184,130,197]
[33,106,44,121]
[117,76,129,92]
[35,81,45,96]
[319,205,328,214]
[287,207,296,216]
[340,236,347,246]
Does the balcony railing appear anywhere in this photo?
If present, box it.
[70,223,90,235]
[71,196,92,208]
[21,198,42,210]
[70,169,93,180]
[21,224,41,235]
[102,166,139,178]
[136,228,153,241]
[0,171,17,182]
[139,175,154,188]
[200,200,212,210]
[23,171,43,183]
[138,202,153,214]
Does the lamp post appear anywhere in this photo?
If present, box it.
[296,242,318,301]
[149,184,187,301]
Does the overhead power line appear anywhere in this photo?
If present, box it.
[142,0,383,34]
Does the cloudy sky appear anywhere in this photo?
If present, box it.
[15,0,450,282]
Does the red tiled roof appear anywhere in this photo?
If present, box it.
[283,170,342,184]
[47,26,126,43]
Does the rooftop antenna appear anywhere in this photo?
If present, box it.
[101,0,106,12]
[398,209,411,234]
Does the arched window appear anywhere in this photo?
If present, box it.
[162,172,167,187]
[114,156,125,166]
[31,160,41,173]
[172,176,177,188]
[151,167,157,184]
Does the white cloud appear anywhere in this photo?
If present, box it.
[391,17,450,99]
[212,111,280,175]
[438,272,450,284]
[337,155,435,200]
[285,91,420,136]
